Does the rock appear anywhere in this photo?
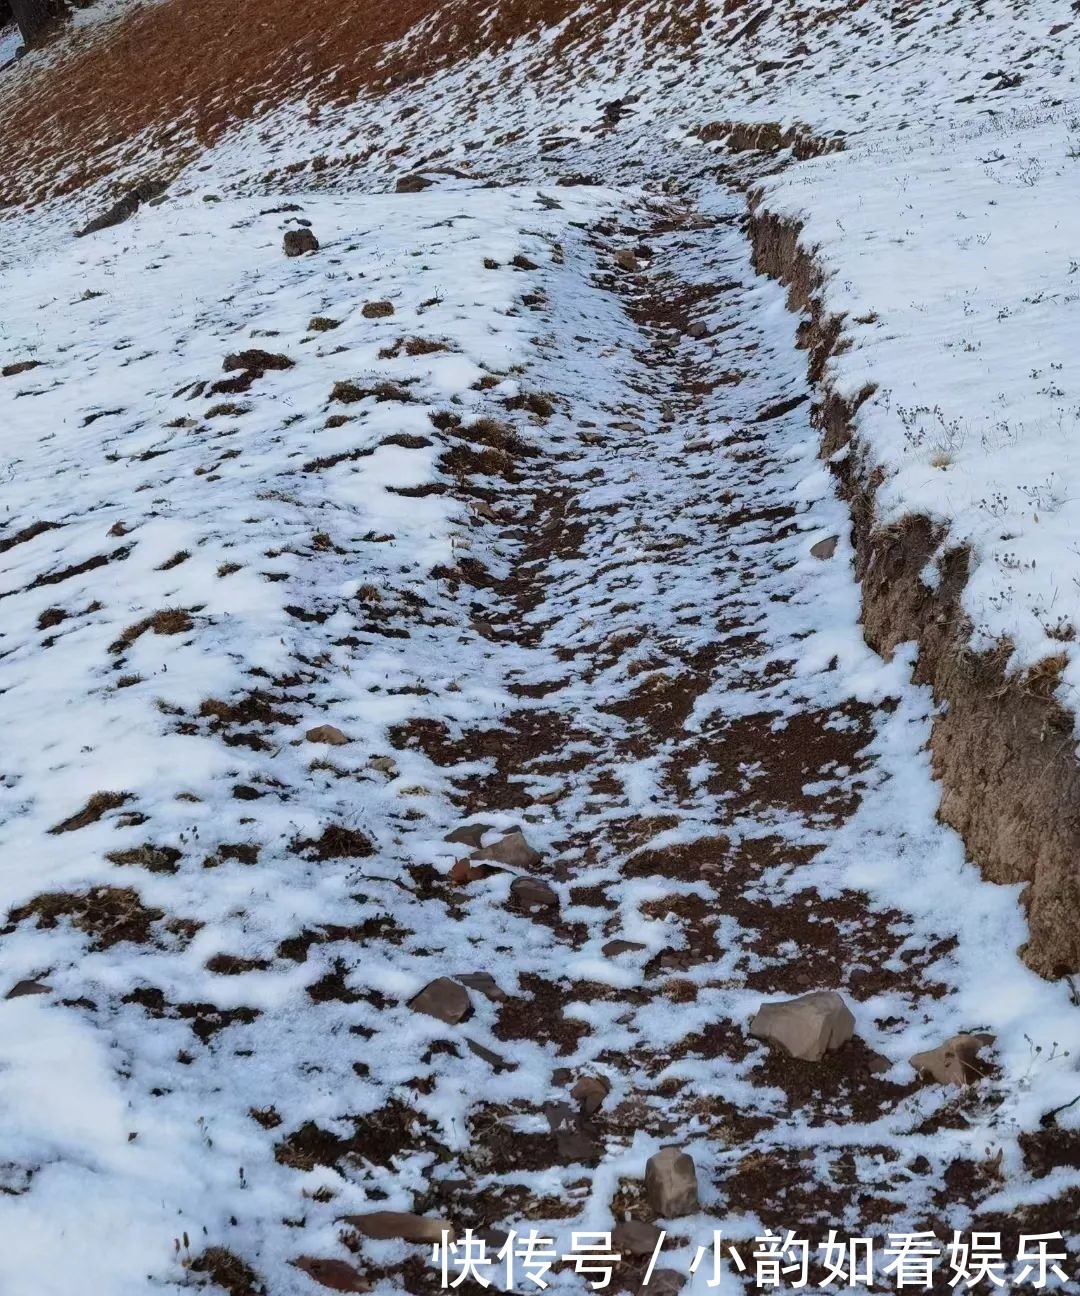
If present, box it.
[614,249,639,272]
[305,724,350,746]
[291,1256,370,1292]
[396,174,433,193]
[508,875,559,914]
[910,1033,994,1086]
[811,535,838,560]
[368,755,397,775]
[2,360,41,378]
[749,990,855,1062]
[344,1212,455,1244]
[444,823,490,848]
[408,977,472,1024]
[471,828,542,869]
[613,1219,664,1258]
[571,1074,610,1116]
[362,301,394,319]
[644,1146,699,1218]
[448,858,489,885]
[5,979,50,999]
[556,1126,602,1165]
[638,1269,685,1296]
[465,1038,515,1071]
[284,229,320,257]
[603,938,647,957]
[456,971,507,1002]
[685,321,709,340]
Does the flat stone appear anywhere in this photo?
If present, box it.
[465,1038,516,1072]
[508,875,559,914]
[811,535,838,560]
[603,939,647,957]
[305,724,350,746]
[556,1127,602,1165]
[344,1212,455,1244]
[613,1219,664,1258]
[291,1256,370,1292]
[444,823,490,848]
[408,977,472,1025]
[749,990,855,1062]
[5,979,50,999]
[910,1033,994,1086]
[471,828,542,869]
[644,1146,699,1218]
[457,971,507,1002]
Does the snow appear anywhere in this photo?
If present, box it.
[2,0,1080,1290]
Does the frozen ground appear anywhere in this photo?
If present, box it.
[1,0,1080,1293]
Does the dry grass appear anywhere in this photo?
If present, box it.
[49,789,131,834]
[109,607,193,654]
[6,885,164,948]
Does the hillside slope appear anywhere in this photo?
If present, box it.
[2,2,1080,1293]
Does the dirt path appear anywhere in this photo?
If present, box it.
[322,190,1040,1293]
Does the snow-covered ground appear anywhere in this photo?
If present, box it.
[2,0,1080,1292]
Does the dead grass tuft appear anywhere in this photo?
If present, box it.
[6,885,164,948]
[49,790,131,834]
[110,607,193,653]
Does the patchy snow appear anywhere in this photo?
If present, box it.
[2,0,1080,1291]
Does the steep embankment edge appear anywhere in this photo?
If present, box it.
[746,197,1080,981]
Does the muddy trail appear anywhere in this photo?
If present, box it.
[276,190,1053,1293]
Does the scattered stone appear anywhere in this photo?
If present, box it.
[448,858,490,885]
[570,1074,611,1116]
[910,1033,994,1086]
[603,938,647,957]
[685,321,709,340]
[508,875,559,914]
[444,823,490,848]
[465,1038,515,1071]
[408,977,472,1025]
[284,229,320,257]
[291,1256,370,1292]
[5,979,51,999]
[471,828,542,869]
[613,1219,664,1258]
[305,724,350,746]
[362,301,395,319]
[638,1269,686,1296]
[614,249,640,272]
[396,175,433,193]
[457,972,507,1002]
[749,990,856,1062]
[344,1212,455,1244]
[644,1146,699,1217]
[811,535,838,560]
